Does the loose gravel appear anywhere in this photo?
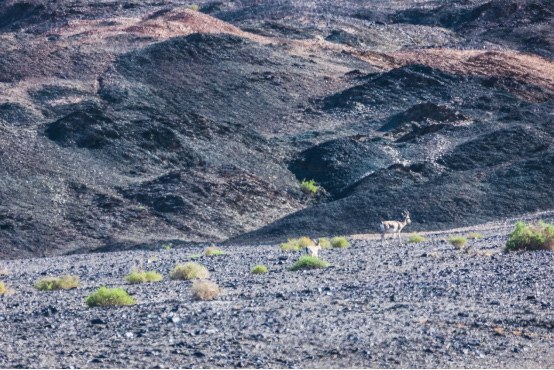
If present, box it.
[0,223,553,368]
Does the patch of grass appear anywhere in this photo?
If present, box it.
[407,233,427,243]
[318,237,332,249]
[35,275,80,291]
[290,255,330,271]
[0,281,12,295]
[169,262,210,280]
[85,287,136,307]
[331,236,350,248]
[191,280,220,301]
[449,236,467,249]
[204,246,225,257]
[251,265,269,274]
[300,179,320,195]
[125,270,163,284]
[506,221,554,252]
[467,232,484,239]
[280,236,314,251]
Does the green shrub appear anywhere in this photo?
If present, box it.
[506,221,554,252]
[407,234,427,243]
[85,287,136,307]
[300,179,320,195]
[35,275,80,291]
[170,262,209,280]
[204,246,225,257]
[189,4,199,11]
[318,237,332,249]
[280,236,314,251]
[251,265,269,274]
[467,232,484,239]
[331,236,350,248]
[449,236,467,249]
[125,270,163,284]
[0,281,10,295]
[290,255,330,271]
[191,280,220,301]
[163,243,173,251]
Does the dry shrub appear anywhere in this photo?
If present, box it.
[192,280,220,301]
[280,236,314,251]
[0,281,13,295]
[170,262,209,280]
[36,275,80,291]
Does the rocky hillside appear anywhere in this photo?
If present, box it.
[1,0,553,258]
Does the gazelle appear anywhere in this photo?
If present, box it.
[305,240,322,257]
[380,210,411,244]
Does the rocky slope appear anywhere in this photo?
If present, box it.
[0,214,553,368]
[0,0,553,257]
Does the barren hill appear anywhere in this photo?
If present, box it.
[0,0,553,258]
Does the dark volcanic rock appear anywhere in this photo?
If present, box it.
[0,0,553,257]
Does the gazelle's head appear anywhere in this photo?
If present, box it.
[402,210,411,225]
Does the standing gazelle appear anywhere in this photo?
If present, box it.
[305,240,322,257]
[380,210,411,244]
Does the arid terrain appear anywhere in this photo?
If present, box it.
[0,212,553,368]
[0,0,553,258]
[0,1,553,368]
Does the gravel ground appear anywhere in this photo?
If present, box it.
[0,219,553,368]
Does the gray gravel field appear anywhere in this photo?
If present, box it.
[0,217,553,368]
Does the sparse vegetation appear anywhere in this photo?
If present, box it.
[300,179,320,195]
[189,254,202,260]
[35,275,80,291]
[125,270,163,284]
[204,246,225,257]
[449,236,468,249]
[407,233,427,243]
[505,221,554,252]
[467,232,484,239]
[85,287,136,307]
[251,265,269,274]
[290,255,330,271]
[280,236,314,251]
[331,236,350,248]
[188,4,199,11]
[163,243,173,251]
[191,280,220,301]
[0,281,11,295]
[318,237,332,249]
[169,262,210,280]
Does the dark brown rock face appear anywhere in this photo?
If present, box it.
[0,0,553,257]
